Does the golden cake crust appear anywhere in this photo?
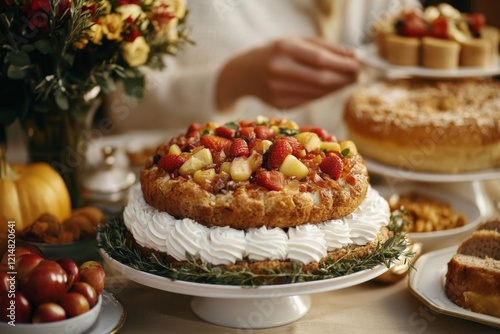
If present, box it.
[343,78,500,173]
[140,153,368,229]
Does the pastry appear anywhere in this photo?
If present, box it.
[343,78,500,173]
[421,37,460,69]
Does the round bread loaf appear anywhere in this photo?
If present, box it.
[343,78,500,173]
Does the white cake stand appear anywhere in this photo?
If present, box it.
[100,249,389,329]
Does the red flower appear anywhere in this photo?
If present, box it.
[150,4,175,33]
[124,27,141,42]
[117,0,140,5]
[29,0,51,13]
[82,3,98,15]
[0,0,13,9]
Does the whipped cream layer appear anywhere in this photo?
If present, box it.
[124,184,390,265]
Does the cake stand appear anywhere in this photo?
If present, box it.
[99,248,390,329]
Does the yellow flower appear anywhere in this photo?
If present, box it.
[101,14,123,41]
[99,0,112,15]
[121,36,151,67]
[149,0,186,41]
[89,23,104,44]
[162,0,187,19]
[116,4,146,22]
[73,39,88,50]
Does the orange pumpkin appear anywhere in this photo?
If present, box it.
[0,162,72,233]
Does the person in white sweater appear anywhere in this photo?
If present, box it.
[105,0,420,137]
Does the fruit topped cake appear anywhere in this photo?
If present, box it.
[100,116,408,285]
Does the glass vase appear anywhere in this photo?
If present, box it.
[20,91,102,209]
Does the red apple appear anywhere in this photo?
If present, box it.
[56,258,81,288]
[0,291,32,323]
[79,261,105,294]
[22,260,68,305]
[16,243,44,257]
[16,253,44,285]
[32,302,66,323]
[0,272,12,293]
[70,281,97,308]
[60,292,90,318]
[0,244,43,272]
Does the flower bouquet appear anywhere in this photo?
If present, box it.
[0,0,190,207]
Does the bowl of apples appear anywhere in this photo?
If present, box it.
[0,245,106,334]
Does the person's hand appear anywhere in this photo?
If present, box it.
[217,36,360,110]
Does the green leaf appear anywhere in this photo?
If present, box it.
[341,148,350,157]
[34,39,53,54]
[55,92,69,110]
[64,53,75,66]
[123,76,145,100]
[96,75,116,94]
[224,121,239,131]
[0,13,10,30]
[0,108,19,127]
[7,65,26,79]
[6,51,31,66]
[279,128,300,137]
[21,44,36,53]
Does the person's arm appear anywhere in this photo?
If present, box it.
[216,36,360,111]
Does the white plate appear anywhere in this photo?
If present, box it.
[99,248,390,328]
[365,157,500,183]
[99,248,389,298]
[356,44,500,79]
[83,290,126,334]
[374,183,481,252]
[409,246,500,329]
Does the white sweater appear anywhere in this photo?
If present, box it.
[105,0,419,138]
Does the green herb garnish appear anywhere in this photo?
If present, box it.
[98,211,411,286]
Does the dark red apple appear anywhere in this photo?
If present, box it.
[32,302,66,323]
[56,258,81,288]
[70,281,97,308]
[16,243,44,257]
[60,292,90,318]
[0,291,32,323]
[0,244,43,272]
[0,272,12,293]
[22,260,68,305]
[16,253,44,285]
[79,261,105,294]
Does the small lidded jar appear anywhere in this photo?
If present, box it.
[82,146,136,215]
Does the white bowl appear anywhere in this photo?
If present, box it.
[374,183,481,252]
[0,295,102,334]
